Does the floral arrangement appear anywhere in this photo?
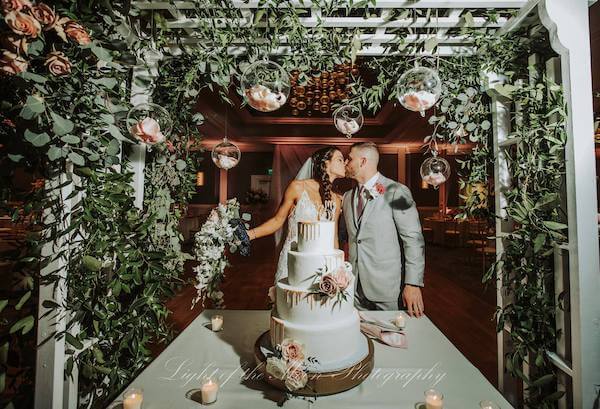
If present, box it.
[244,84,287,112]
[244,188,268,205]
[0,0,91,77]
[192,198,250,308]
[309,261,353,305]
[422,172,447,187]
[364,182,386,200]
[265,338,317,392]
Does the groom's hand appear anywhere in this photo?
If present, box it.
[402,285,424,318]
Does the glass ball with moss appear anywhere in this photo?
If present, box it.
[212,138,241,170]
[334,104,363,138]
[420,152,450,188]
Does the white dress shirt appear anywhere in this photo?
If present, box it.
[359,172,381,192]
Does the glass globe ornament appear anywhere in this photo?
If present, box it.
[211,138,241,170]
[126,103,172,146]
[420,152,450,188]
[333,104,363,138]
[397,66,442,117]
[240,60,290,112]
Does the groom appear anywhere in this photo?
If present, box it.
[343,142,426,317]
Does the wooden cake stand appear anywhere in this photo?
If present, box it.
[253,330,375,396]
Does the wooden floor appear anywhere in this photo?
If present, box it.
[163,236,498,386]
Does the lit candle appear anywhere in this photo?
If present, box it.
[479,400,500,409]
[201,378,219,405]
[123,388,143,409]
[392,313,405,328]
[211,315,223,331]
[424,389,444,409]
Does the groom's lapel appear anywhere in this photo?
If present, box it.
[351,186,359,229]
[357,175,384,230]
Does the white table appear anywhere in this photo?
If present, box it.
[109,310,513,409]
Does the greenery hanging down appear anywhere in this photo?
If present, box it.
[0,1,200,407]
[0,0,569,408]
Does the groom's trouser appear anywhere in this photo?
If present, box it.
[354,276,400,311]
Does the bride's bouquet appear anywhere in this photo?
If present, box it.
[192,199,250,308]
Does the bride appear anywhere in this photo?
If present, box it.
[247,146,346,282]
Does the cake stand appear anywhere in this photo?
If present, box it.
[253,330,375,396]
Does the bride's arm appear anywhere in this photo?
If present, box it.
[248,181,301,240]
[333,193,343,249]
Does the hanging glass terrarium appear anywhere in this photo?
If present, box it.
[126,103,172,146]
[397,66,442,117]
[420,151,450,188]
[211,138,241,170]
[241,60,290,112]
[333,104,363,138]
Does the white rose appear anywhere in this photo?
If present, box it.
[266,357,287,380]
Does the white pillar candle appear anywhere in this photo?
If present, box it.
[424,389,444,409]
[201,378,219,404]
[211,315,223,331]
[479,400,500,409]
[123,388,143,409]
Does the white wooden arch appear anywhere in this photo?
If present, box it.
[33,1,599,408]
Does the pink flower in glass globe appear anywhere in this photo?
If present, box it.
[130,117,165,145]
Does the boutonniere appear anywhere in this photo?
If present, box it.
[365,183,386,200]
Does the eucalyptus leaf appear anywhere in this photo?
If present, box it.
[91,45,113,62]
[8,154,24,162]
[68,152,85,166]
[107,139,121,156]
[19,71,47,83]
[51,112,75,136]
[24,129,50,147]
[61,135,80,144]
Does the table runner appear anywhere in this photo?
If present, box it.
[109,309,513,409]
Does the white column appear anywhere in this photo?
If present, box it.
[484,71,512,394]
[538,1,600,407]
[34,165,74,409]
[128,49,163,209]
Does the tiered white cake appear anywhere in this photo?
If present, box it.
[270,220,369,372]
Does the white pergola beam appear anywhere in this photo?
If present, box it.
[222,44,472,56]
[166,15,508,29]
[133,1,527,9]
[173,33,472,45]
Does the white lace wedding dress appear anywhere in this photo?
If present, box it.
[274,190,319,283]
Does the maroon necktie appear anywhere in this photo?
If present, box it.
[356,186,365,218]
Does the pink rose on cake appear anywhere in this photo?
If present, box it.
[319,273,339,297]
[281,338,305,362]
[333,266,351,290]
[284,362,308,391]
[265,357,287,380]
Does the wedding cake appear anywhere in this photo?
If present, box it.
[255,219,373,395]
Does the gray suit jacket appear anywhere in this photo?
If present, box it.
[343,174,425,302]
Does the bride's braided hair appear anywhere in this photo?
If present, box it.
[311,146,339,203]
